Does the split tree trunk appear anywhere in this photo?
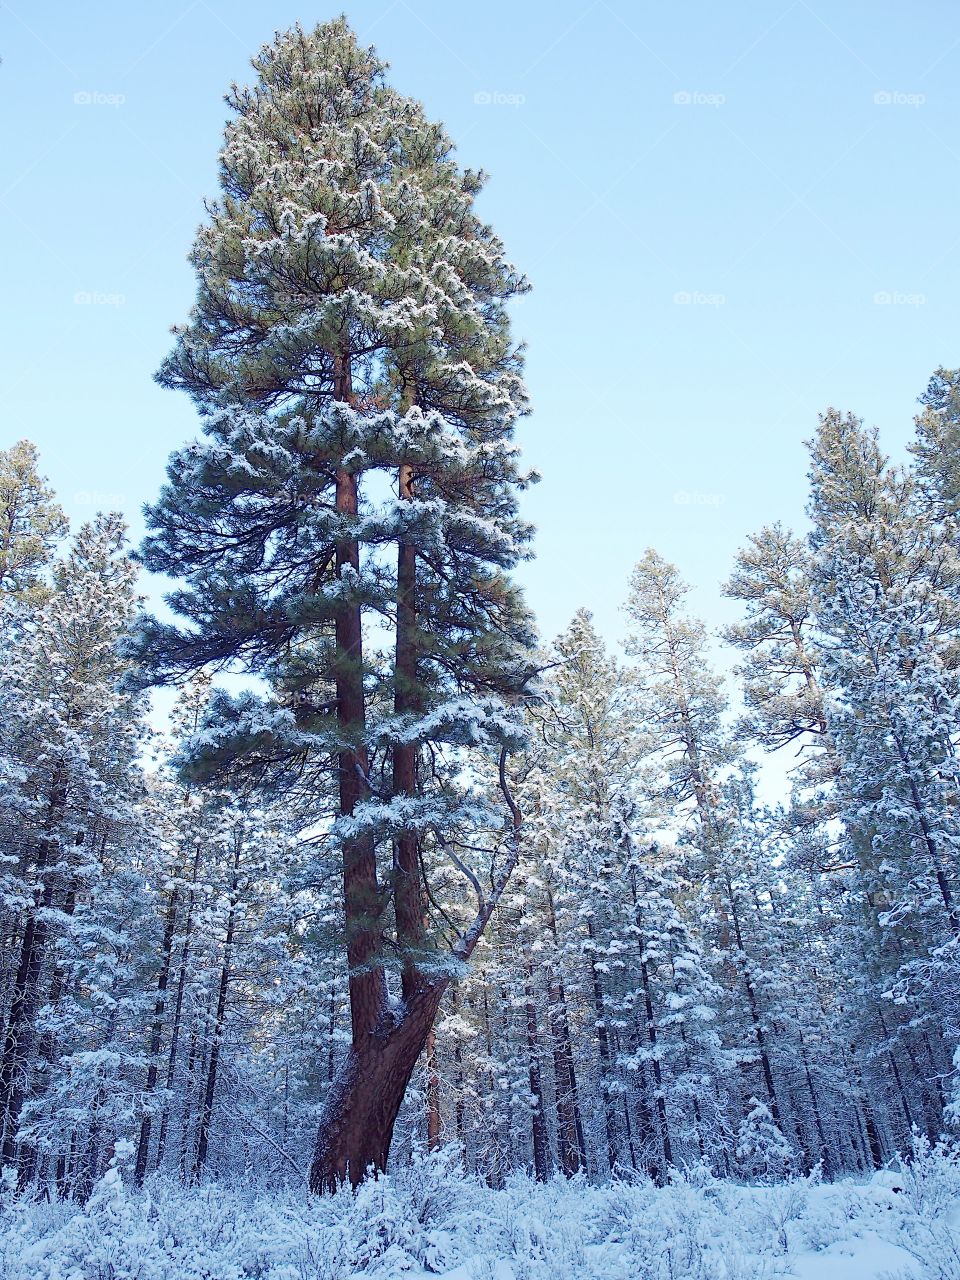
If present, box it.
[310,982,447,1190]
[309,371,520,1190]
[310,356,395,1191]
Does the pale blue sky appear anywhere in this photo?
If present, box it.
[3,0,958,665]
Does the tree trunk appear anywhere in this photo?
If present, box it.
[425,1025,441,1151]
[452,986,466,1151]
[542,884,585,1175]
[309,353,396,1188]
[331,354,387,1047]
[725,872,782,1126]
[585,920,619,1169]
[17,885,77,1186]
[155,842,202,1170]
[522,957,549,1180]
[193,843,240,1180]
[393,448,426,1003]
[0,788,66,1164]
[638,956,673,1175]
[135,883,180,1184]
[309,354,523,1187]
[309,982,447,1191]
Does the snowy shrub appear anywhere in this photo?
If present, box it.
[873,1136,960,1280]
[897,1130,960,1218]
[0,1151,955,1280]
[733,1100,796,1184]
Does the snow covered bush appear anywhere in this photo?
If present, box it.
[734,1099,796,1183]
[0,1148,957,1279]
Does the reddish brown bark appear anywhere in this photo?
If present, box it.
[310,983,447,1190]
[393,456,425,1002]
[308,349,521,1186]
[332,355,387,1047]
[311,746,523,1191]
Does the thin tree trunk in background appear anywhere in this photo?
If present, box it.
[0,786,67,1165]
[797,1029,830,1177]
[156,842,202,1171]
[17,885,76,1186]
[522,953,548,1180]
[178,1005,203,1178]
[629,869,673,1176]
[135,883,181,1184]
[876,1009,918,1139]
[849,1050,883,1167]
[725,873,781,1126]
[668,956,705,1158]
[425,1025,441,1151]
[543,884,585,1176]
[585,920,618,1170]
[193,843,241,1180]
[452,985,466,1152]
[638,956,673,1176]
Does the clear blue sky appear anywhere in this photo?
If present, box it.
[3,0,958,656]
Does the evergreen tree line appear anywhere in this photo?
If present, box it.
[3,364,960,1191]
[2,20,960,1196]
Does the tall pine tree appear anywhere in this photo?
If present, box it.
[135,19,535,1190]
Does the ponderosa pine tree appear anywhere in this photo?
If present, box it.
[721,526,835,802]
[0,514,144,1182]
[909,367,960,522]
[807,409,960,1137]
[0,441,67,606]
[135,19,535,1190]
[624,552,786,1134]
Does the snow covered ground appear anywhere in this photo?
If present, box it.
[2,1142,960,1279]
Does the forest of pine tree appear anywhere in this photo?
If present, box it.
[3,20,960,1221]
